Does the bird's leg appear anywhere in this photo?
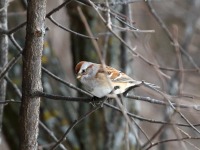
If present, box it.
[89,96,107,107]
[99,96,108,107]
[89,96,99,107]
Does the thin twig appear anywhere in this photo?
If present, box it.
[8,22,27,34]
[3,73,67,150]
[42,67,93,97]
[115,95,142,147]
[141,111,176,149]
[94,0,143,7]
[104,102,200,127]
[5,76,22,98]
[39,121,67,150]
[50,104,102,150]
[83,0,200,73]
[33,91,96,103]
[0,99,21,104]
[131,117,151,146]
[9,34,23,52]
[46,0,72,17]
[146,0,200,73]
[47,16,97,39]
[0,52,21,82]
[172,25,184,93]
[126,95,200,110]
[77,6,103,61]
[184,140,200,150]
[145,136,200,150]
[144,83,200,135]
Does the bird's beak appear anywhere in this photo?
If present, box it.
[77,73,82,79]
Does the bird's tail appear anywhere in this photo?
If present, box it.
[143,81,160,89]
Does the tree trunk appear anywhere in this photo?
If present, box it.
[19,0,47,149]
[0,0,8,142]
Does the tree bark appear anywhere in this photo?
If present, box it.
[19,0,47,149]
[0,0,8,142]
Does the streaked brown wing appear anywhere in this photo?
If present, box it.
[111,74,134,83]
[99,65,134,83]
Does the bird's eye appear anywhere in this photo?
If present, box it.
[82,69,86,74]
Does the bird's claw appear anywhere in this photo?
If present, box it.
[89,96,107,107]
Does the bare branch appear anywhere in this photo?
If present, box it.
[42,67,93,97]
[50,104,102,150]
[104,102,200,127]
[33,91,92,103]
[145,137,200,150]
[126,95,200,110]
[146,0,200,73]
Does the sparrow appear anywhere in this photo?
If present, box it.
[75,61,158,98]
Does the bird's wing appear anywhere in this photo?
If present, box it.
[100,66,136,83]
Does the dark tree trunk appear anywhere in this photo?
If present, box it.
[19,0,47,149]
[0,0,8,141]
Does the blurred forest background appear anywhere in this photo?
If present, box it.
[1,0,200,149]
